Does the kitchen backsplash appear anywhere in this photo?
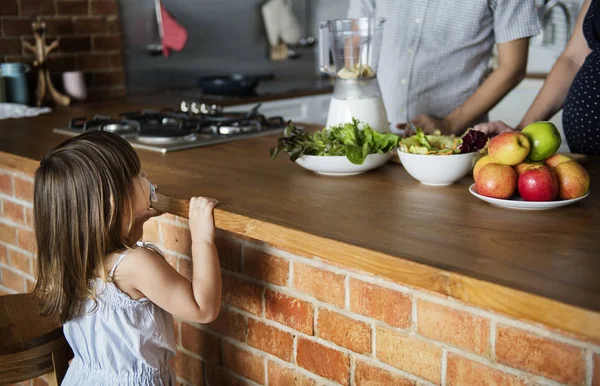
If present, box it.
[119,0,350,92]
[0,0,126,100]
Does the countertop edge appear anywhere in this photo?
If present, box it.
[2,150,599,341]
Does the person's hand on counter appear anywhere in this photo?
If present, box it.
[472,121,514,136]
[397,115,454,137]
[399,117,516,138]
[189,196,219,243]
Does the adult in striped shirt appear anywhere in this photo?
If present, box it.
[348,0,541,135]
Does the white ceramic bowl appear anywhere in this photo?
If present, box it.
[295,153,392,176]
[397,150,477,186]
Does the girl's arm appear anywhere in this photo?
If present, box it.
[119,197,221,324]
[516,0,592,129]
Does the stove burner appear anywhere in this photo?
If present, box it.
[100,122,140,135]
[204,120,263,135]
[69,115,140,136]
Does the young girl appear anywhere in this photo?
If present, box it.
[32,131,221,385]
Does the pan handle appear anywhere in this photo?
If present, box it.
[146,0,164,55]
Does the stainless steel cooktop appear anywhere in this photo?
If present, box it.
[53,102,286,153]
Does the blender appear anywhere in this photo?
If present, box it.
[319,18,389,132]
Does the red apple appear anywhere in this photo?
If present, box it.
[544,154,572,169]
[488,132,531,166]
[514,162,543,177]
[476,164,517,199]
[517,165,558,201]
[552,161,590,199]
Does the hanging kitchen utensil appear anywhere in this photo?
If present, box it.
[262,0,304,61]
[146,0,164,55]
[147,0,188,56]
[279,0,302,46]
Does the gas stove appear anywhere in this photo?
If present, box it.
[53,102,287,153]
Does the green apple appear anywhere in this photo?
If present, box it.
[521,121,562,161]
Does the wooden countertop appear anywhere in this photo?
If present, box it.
[1,101,599,340]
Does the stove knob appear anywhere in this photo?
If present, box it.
[191,102,200,115]
[180,101,189,112]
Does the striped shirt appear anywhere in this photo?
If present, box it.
[348,0,541,130]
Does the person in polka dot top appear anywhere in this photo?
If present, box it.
[475,0,600,155]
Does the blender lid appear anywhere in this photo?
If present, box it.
[320,17,386,29]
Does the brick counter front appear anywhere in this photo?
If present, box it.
[1,165,599,386]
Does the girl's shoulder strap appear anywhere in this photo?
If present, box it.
[136,241,165,258]
[107,242,165,278]
[108,249,132,278]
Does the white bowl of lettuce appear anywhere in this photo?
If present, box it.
[397,128,488,186]
[270,119,399,176]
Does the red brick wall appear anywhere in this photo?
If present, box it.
[1,165,600,386]
[0,0,125,101]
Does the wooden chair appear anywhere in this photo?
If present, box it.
[0,294,73,386]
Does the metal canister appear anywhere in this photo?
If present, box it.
[0,63,30,105]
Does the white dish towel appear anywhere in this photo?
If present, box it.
[0,103,52,120]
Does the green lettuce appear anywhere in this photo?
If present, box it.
[399,128,462,155]
[270,119,400,165]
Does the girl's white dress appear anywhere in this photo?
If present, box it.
[62,243,176,385]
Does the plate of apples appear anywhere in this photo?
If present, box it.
[469,121,590,210]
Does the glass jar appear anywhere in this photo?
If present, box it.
[1,63,30,105]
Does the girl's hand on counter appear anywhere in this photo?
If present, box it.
[189,197,219,244]
[473,121,514,136]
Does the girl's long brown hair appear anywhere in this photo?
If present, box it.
[32,131,140,323]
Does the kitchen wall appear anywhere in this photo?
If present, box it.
[119,0,349,92]
[528,0,584,73]
[1,0,584,100]
[0,0,125,101]
[120,0,589,93]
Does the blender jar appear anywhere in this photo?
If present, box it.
[319,18,386,79]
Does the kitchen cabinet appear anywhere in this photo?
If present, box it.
[227,94,332,126]
[489,78,570,152]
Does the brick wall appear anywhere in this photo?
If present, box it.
[0,0,125,102]
[1,165,600,386]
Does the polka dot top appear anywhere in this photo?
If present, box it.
[563,0,600,155]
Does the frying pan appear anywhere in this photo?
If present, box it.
[197,74,275,96]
